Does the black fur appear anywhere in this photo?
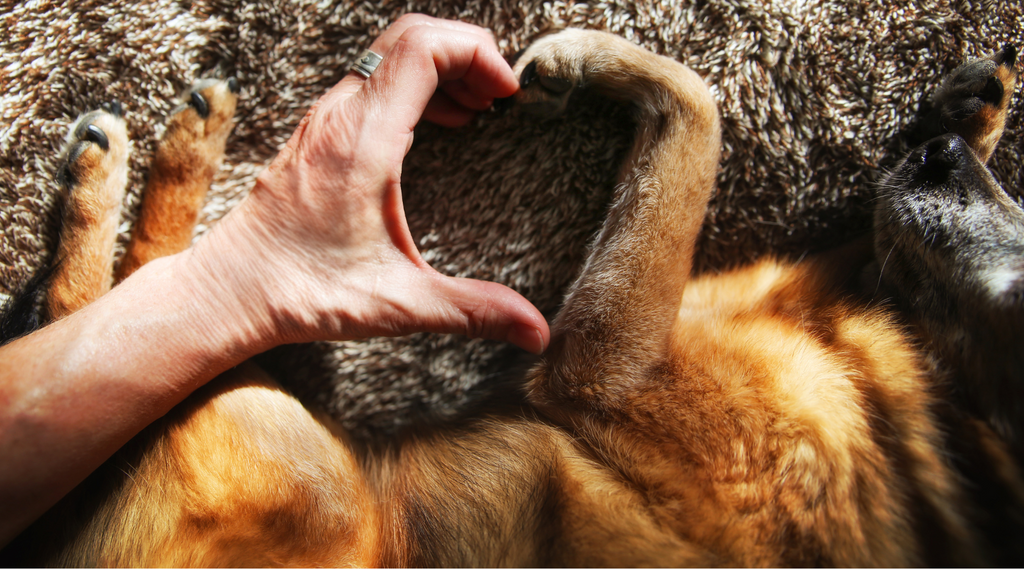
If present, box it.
[0,264,52,347]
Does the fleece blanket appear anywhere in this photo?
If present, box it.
[1,0,1022,436]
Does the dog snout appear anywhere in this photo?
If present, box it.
[907,134,968,179]
[924,134,966,168]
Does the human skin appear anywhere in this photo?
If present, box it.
[0,15,550,546]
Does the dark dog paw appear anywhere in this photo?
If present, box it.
[915,45,1019,163]
[936,45,1016,120]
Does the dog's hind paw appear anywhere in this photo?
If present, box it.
[931,44,1018,163]
[56,103,129,201]
[115,78,239,280]
[47,104,130,319]
[165,78,240,157]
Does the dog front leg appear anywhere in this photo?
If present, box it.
[512,30,721,413]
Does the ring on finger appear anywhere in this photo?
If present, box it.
[352,50,384,79]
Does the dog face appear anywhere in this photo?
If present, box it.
[874,48,1024,454]
[876,133,1024,321]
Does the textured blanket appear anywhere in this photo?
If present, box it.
[2,0,1022,436]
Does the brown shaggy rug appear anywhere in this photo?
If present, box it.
[2,0,1022,436]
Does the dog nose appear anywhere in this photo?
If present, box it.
[913,134,967,174]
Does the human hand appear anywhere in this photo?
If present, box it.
[182,15,550,354]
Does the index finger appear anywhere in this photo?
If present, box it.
[335,15,501,97]
[355,25,519,135]
[366,15,499,67]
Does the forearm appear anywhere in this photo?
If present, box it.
[0,251,270,545]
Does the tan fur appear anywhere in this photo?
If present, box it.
[51,362,378,566]
[589,258,974,565]
[115,81,237,281]
[46,112,128,319]
[6,32,1023,567]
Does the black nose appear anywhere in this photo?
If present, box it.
[910,134,967,175]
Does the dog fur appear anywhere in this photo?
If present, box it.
[2,28,1023,566]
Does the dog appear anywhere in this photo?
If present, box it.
[1,29,1023,566]
[873,46,1024,462]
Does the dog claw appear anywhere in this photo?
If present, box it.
[539,75,573,94]
[99,100,123,118]
[520,60,538,89]
[83,124,110,151]
[518,61,573,95]
[980,75,1004,104]
[72,120,110,151]
[189,91,210,119]
[492,95,514,114]
[997,44,1018,67]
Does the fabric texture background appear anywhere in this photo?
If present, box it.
[2,0,1022,436]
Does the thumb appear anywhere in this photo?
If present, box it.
[423,272,550,355]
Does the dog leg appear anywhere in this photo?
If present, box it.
[115,79,238,280]
[514,32,995,566]
[514,30,721,410]
[46,104,129,320]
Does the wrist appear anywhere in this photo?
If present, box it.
[161,238,283,362]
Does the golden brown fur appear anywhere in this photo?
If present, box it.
[115,79,238,281]
[3,30,1023,566]
[46,109,129,320]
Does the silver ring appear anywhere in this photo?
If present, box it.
[352,50,383,79]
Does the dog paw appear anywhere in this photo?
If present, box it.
[511,30,589,118]
[56,103,128,195]
[508,29,707,124]
[47,104,130,319]
[936,45,1015,120]
[930,45,1018,162]
[165,78,239,152]
[114,78,239,281]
